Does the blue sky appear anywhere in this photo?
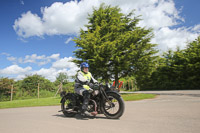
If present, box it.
[0,0,200,81]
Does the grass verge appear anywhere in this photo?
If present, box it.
[0,93,156,109]
[121,93,156,101]
[0,97,60,109]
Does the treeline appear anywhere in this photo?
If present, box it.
[140,37,200,90]
[0,73,74,101]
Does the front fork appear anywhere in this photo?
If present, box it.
[100,88,113,106]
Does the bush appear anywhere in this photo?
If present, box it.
[39,90,55,98]
[63,82,74,93]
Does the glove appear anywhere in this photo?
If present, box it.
[88,88,93,93]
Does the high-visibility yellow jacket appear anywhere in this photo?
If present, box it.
[75,70,98,90]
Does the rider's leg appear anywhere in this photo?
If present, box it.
[82,90,90,111]
[75,88,93,117]
[81,90,93,117]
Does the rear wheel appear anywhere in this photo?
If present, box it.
[61,96,76,117]
[102,92,125,119]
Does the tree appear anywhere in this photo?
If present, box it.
[54,72,68,86]
[148,36,200,90]
[184,36,200,89]
[20,74,54,96]
[0,77,15,101]
[73,4,158,88]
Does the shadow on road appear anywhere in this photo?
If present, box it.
[52,114,120,121]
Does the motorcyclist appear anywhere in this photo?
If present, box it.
[74,62,98,116]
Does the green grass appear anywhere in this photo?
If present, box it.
[0,93,156,109]
[121,93,156,101]
[0,97,61,109]
[120,88,139,92]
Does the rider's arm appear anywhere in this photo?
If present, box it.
[76,71,87,84]
[91,74,98,83]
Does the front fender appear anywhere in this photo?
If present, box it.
[105,90,121,97]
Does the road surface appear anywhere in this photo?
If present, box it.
[0,90,200,133]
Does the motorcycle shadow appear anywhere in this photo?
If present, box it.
[52,114,119,120]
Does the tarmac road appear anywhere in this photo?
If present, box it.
[0,90,200,133]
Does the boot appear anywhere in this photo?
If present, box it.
[81,91,92,117]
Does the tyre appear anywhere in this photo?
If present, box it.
[102,92,125,119]
[61,96,76,117]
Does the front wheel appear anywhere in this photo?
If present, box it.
[101,92,125,119]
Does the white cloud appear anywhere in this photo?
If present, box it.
[1,55,79,81]
[152,27,199,51]
[192,24,200,32]
[65,37,72,44]
[15,74,26,81]
[24,54,46,63]
[30,57,79,81]
[13,0,95,37]
[7,56,17,62]
[49,53,60,60]
[13,0,200,51]
[18,57,23,63]
[17,37,28,43]
[33,68,57,81]
[1,52,10,56]
[6,53,60,66]
[137,2,179,29]
[20,0,24,5]
[33,67,78,82]
[0,65,32,75]
[13,11,44,38]
[52,57,77,69]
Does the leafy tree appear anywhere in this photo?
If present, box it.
[73,4,158,88]
[0,77,15,101]
[54,72,68,86]
[148,36,200,90]
[184,36,200,89]
[20,74,54,96]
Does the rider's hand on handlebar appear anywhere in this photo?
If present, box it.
[88,88,93,93]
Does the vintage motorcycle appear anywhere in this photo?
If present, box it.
[59,83,125,119]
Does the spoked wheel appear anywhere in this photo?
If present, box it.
[61,96,76,117]
[102,92,125,119]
